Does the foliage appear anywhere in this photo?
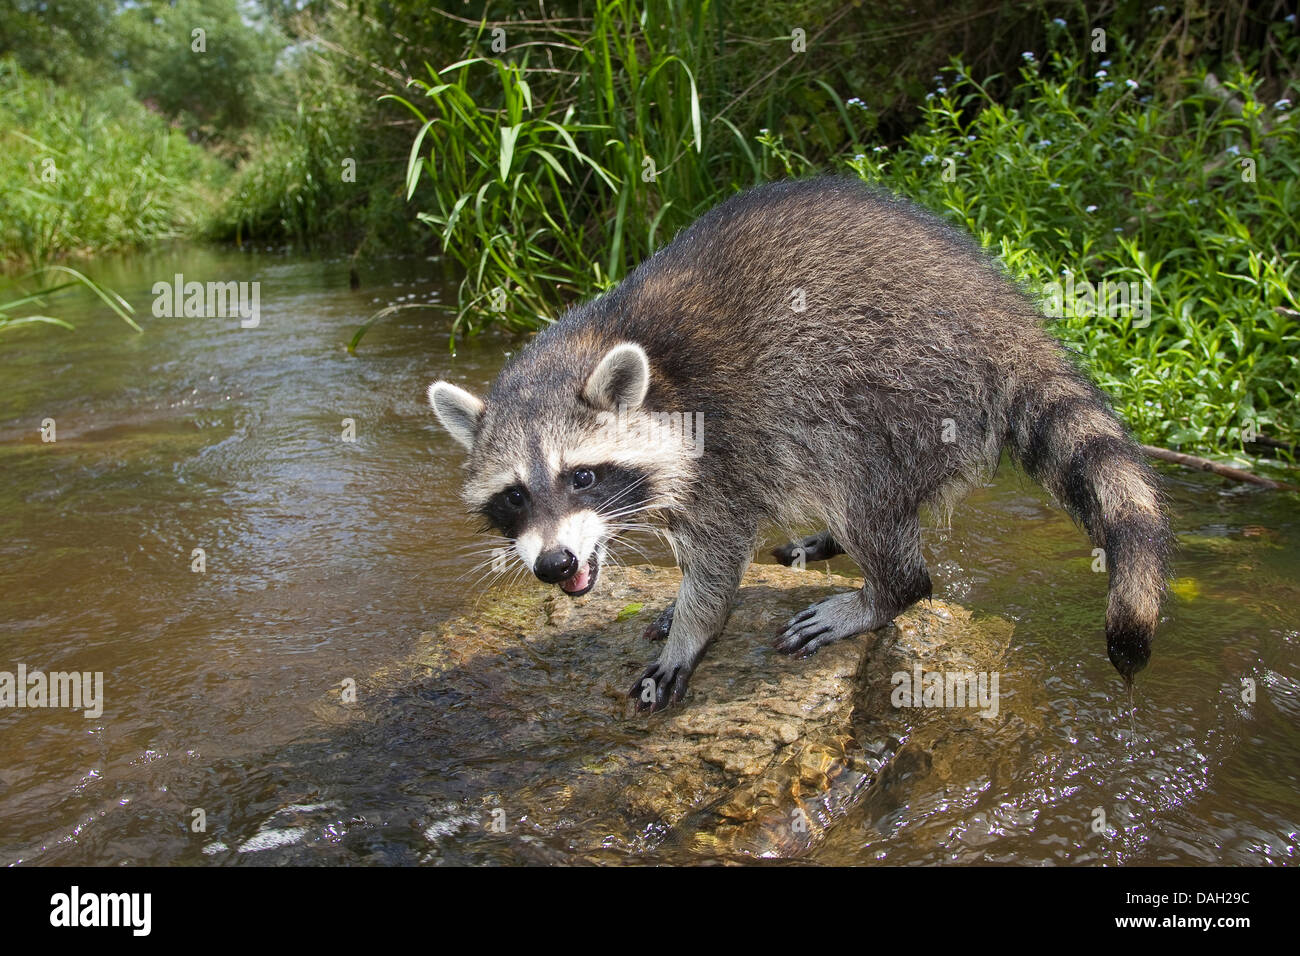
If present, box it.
[846,19,1300,455]
[389,1,867,337]
[0,58,228,267]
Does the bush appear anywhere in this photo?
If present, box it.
[847,23,1299,457]
[0,58,228,267]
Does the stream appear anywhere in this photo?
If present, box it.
[1,245,1296,864]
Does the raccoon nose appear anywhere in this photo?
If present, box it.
[534,548,579,583]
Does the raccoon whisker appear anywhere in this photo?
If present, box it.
[464,560,510,588]
[597,473,650,509]
[593,478,658,512]
[598,489,665,512]
[456,548,513,567]
[469,560,532,613]
[460,537,513,549]
[605,522,674,555]
[453,540,515,563]
[601,541,640,573]
[605,520,662,531]
[458,550,517,578]
[603,536,651,564]
[598,497,675,522]
[456,561,500,584]
[462,547,534,589]
[604,527,661,548]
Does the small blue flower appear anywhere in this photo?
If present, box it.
[1052,17,1067,27]
[1100,60,1111,67]
[1035,139,1052,148]
[967,134,976,141]
[921,154,938,165]
[1022,51,1036,61]
[873,145,887,153]
[1285,13,1296,23]
[1095,69,1108,78]
[1100,81,1115,90]
[1085,204,1098,213]
[1125,78,1139,90]
[1226,144,1241,155]
[853,153,866,161]
[1275,98,1292,111]
[936,86,947,95]
[1049,182,1061,189]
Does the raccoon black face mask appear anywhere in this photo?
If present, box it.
[427,177,1171,713]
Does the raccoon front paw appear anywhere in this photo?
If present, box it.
[642,603,675,642]
[774,591,878,658]
[627,656,693,712]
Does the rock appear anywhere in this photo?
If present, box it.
[361,563,1018,861]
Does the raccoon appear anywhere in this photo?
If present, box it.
[428,177,1171,712]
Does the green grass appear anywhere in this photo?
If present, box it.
[0,58,228,268]
[0,266,138,335]
[384,0,867,341]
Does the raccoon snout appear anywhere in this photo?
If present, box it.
[534,548,580,584]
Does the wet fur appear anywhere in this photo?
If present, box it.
[432,177,1172,711]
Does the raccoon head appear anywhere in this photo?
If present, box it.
[428,342,687,597]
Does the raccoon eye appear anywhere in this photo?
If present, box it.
[572,468,597,490]
[504,487,526,508]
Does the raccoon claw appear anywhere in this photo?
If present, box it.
[643,603,675,642]
[628,659,692,712]
[774,592,875,658]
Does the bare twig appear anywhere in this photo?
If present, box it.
[1142,445,1299,492]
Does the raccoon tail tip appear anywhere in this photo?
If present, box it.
[1106,619,1150,684]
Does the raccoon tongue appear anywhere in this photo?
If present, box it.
[562,561,592,594]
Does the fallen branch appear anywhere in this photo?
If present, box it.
[1141,445,1299,492]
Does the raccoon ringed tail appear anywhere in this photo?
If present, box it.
[1008,366,1172,682]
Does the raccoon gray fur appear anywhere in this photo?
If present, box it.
[428,177,1172,713]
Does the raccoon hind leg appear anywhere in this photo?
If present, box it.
[775,506,931,657]
[771,530,844,566]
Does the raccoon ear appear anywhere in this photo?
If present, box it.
[583,343,650,411]
[427,381,485,450]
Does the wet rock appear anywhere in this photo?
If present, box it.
[361,563,1017,861]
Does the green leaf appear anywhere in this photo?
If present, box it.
[499,124,521,181]
[615,603,645,622]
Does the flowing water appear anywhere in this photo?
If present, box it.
[1,247,1296,865]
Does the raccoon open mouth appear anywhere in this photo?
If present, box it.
[560,557,598,597]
